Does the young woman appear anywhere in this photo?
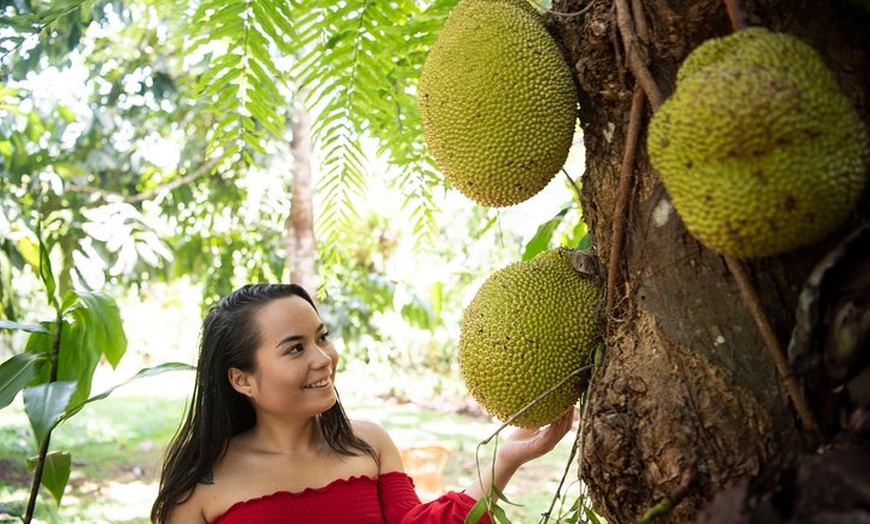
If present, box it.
[151,283,574,523]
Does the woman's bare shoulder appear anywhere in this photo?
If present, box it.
[164,481,211,524]
[350,418,405,473]
[176,457,252,524]
[351,418,391,441]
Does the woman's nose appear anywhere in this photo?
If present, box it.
[311,346,333,368]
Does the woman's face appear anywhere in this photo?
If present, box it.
[233,295,339,418]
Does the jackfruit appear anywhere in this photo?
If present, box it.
[418,0,578,208]
[647,27,868,259]
[458,248,602,428]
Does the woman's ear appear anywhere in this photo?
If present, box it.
[228,368,254,397]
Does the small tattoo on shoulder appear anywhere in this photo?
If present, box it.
[200,471,215,485]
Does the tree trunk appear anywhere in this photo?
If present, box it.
[549,0,870,522]
[286,100,318,301]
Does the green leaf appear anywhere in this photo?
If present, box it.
[15,237,40,276]
[491,485,518,507]
[576,232,592,251]
[36,223,57,309]
[67,290,127,368]
[23,324,54,362]
[37,451,71,505]
[23,381,76,445]
[491,503,512,524]
[523,206,570,261]
[563,213,589,249]
[465,498,489,524]
[430,281,443,317]
[0,319,50,333]
[64,362,194,417]
[0,352,45,410]
[57,312,100,408]
[583,504,604,524]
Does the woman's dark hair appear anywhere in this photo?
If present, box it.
[151,283,375,523]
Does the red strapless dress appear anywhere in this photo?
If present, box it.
[211,471,491,524]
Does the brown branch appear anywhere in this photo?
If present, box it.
[614,0,664,110]
[66,156,222,204]
[724,256,819,434]
[543,0,597,18]
[610,2,626,89]
[722,0,748,32]
[630,0,651,44]
[605,85,645,317]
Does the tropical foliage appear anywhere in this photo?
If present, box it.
[0,0,587,520]
[1,0,462,305]
[0,226,189,522]
[0,0,584,346]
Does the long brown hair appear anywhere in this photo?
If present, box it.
[151,283,375,523]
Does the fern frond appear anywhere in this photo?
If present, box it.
[291,0,460,266]
[184,0,297,168]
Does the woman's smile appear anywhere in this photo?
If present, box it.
[303,378,331,389]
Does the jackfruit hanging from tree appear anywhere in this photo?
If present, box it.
[647,27,869,259]
[418,0,579,208]
[459,248,602,428]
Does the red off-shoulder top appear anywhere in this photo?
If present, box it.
[211,471,492,524]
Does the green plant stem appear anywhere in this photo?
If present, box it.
[562,169,582,203]
[636,497,674,524]
[24,429,54,523]
[24,314,63,523]
[635,471,696,524]
[480,365,592,446]
[541,418,581,523]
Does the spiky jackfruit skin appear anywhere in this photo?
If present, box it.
[647,27,869,259]
[458,248,602,428]
[418,0,578,208]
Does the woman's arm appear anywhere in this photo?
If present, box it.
[164,496,208,524]
[463,409,575,504]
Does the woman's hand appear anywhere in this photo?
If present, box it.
[464,408,576,503]
[496,409,576,470]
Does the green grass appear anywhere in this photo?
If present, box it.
[0,389,189,524]
[0,377,586,524]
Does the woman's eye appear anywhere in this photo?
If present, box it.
[287,343,304,354]
[319,331,330,342]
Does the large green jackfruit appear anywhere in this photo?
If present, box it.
[647,27,868,259]
[458,248,602,428]
[418,0,578,208]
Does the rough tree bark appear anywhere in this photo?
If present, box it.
[547,1,870,522]
[286,99,318,301]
